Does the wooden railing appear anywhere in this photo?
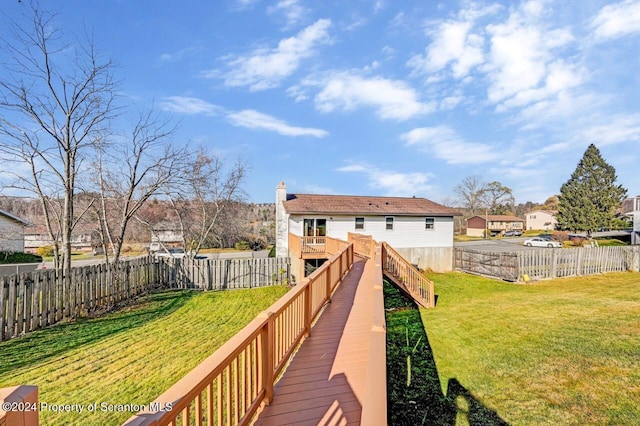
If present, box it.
[348,233,375,258]
[301,236,326,254]
[381,242,435,308]
[124,244,354,426]
[360,244,388,425]
[288,234,351,258]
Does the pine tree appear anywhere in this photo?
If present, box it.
[557,144,627,232]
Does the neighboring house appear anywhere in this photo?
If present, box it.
[622,196,640,245]
[0,209,30,252]
[466,215,524,237]
[24,225,54,253]
[150,222,183,249]
[24,224,97,253]
[525,210,557,231]
[275,182,460,278]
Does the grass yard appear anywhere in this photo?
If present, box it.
[418,272,640,425]
[0,286,289,425]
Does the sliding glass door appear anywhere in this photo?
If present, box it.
[303,218,326,243]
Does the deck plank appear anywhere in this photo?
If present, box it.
[254,258,378,426]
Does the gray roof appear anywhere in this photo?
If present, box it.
[0,209,30,226]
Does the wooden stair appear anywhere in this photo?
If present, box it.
[380,242,435,309]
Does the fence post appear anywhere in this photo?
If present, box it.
[577,249,584,276]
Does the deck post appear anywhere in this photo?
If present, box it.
[261,312,275,404]
[303,285,311,337]
[325,264,332,303]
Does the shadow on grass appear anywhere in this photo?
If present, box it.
[0,290,195,376]
[384,281,508,425]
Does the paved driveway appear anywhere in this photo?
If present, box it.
[454,238,533,252]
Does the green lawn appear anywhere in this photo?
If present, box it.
[419,272,640,425]
[0,286,289,425]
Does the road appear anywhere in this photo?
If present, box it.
[454,237,536,252]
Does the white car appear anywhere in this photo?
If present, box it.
[523,238,562,248]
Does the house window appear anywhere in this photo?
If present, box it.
[425,217,435,230]
[386,217,394,230]
[355,217,365,230]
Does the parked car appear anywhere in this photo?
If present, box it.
[503,230,523,237]
[155,247,187,258]
[523,238,562,248]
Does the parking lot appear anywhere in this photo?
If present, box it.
[454,237,536,252]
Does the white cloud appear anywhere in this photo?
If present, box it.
[219,19,331,91]
[159,97,222,115]
[312,71,433,121]
[227,109,328,137]
[576,114,640,146]
[267,0,309,29]
[336,163,433,196]
[232,0,261,11]
[409,20,484,79]
[408,2,502,79]
[591,0,640,40]
[401,126,499,164]
[484,2,578,108]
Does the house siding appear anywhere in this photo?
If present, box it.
[288,214,454,271]
[0,215,25,252]
[289,215,453,248]
[525,211,557,230]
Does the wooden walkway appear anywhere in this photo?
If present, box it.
[254,257,383,425]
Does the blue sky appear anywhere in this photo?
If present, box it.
[2,0,639,204]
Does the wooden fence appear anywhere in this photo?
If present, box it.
[453,249,519,281]
[160,257,291,290]
[124,243,355,426]
[0,256,291,342]
[454,246,640,281]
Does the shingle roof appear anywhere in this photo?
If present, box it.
[283,193,460,216]
[468,214,524,222]
[0,209,30,226]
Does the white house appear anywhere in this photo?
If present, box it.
[0,209,29,252]
[275,182,459,277]
[525,210,557,231]
[622,196,640,245]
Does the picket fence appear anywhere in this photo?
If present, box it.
[454,246,640,282]
[0,256,291,342]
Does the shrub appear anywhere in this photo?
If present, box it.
[235,241,250,251]
[249,238,265,251]
[552,231,569,242]
[0,251,43,264]
[268,245,276,258]
[37,245,55,257]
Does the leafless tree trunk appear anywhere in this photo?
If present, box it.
[0,3,116,317]
[455,176,487,217]
[163,150,247,257]
[91,111,186,264]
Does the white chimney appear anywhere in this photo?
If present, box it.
[275,182,289,258]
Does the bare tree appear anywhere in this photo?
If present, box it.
[454,176,487,216]
[92,111,188,264]
[481,181,515,215]
[163,150,247,257]
[0,3,116,316]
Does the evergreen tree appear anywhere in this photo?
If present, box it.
[557,144,627,232]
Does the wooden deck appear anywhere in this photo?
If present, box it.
[254,256,383,425]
